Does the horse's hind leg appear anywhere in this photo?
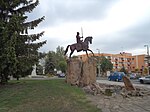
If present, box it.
[88,49,94,56]
[69,50,74,58]
[85,50,89,58]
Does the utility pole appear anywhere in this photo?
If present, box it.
[96,49,100,77]
[144,45,150,75]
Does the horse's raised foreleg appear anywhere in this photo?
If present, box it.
[87,49,95,56]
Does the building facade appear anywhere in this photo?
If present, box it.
[78,52,147,73]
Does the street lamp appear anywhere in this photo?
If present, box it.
[96,49,100,77]
[144,45,149,56]
[144,45,150,75]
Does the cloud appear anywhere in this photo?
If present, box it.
[92,19,150,54]
[27,0,150,56]
[28,0,118,27]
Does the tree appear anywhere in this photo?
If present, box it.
[45,51,56,75]
[58,61,67,73]
[36,64,43,75]
[120,67,128,74]
[0,17,18,82]
[143,68,148,75]
[55,46,65,70]
[100,56,113,75]
[0,0,46,83]
[135,68,139,73]
[44,46,67,74]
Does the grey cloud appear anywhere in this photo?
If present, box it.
[28,0,119,27]
[40,20,150,54]
[39,36,71,52]
[39,38,58,52]
[93,20,150,54]
[27,0,150,55]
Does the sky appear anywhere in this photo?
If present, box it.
[27,0,150,56]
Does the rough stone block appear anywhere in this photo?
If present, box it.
[66,57,96,87]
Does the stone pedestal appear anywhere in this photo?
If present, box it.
[66,58,82,86]
[66,57,97,87]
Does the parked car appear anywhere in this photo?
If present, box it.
[108,72,125,82]
[130,73,137,79]
[58,73,65,78]
[139,75,150,84]
[130,73,141,79]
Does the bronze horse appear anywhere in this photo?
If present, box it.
[64,36,94,58]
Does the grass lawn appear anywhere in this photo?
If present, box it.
[0,79,101,112]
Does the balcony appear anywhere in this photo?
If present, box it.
[145,55,150,59]
[144,59,148,62]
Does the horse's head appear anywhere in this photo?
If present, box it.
[84,36,93,44]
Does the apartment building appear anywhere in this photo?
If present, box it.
[78,52,147,73]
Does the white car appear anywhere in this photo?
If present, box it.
[58,73,65,78]
[139,75,150,84]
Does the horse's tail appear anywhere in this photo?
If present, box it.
[64,45,70,55]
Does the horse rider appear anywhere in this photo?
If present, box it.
[76,32,83,44]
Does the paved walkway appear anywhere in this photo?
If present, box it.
[87,93,150,112]
[86,79,150,112]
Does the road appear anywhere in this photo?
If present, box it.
[22,76,150,89]
[96,77,150,89]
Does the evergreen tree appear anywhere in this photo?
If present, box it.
[45,51,56,75]
[0,0,46,83]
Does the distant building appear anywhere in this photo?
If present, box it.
[78,52,147,73]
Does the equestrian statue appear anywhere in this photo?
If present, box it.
[64,32,94,58]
